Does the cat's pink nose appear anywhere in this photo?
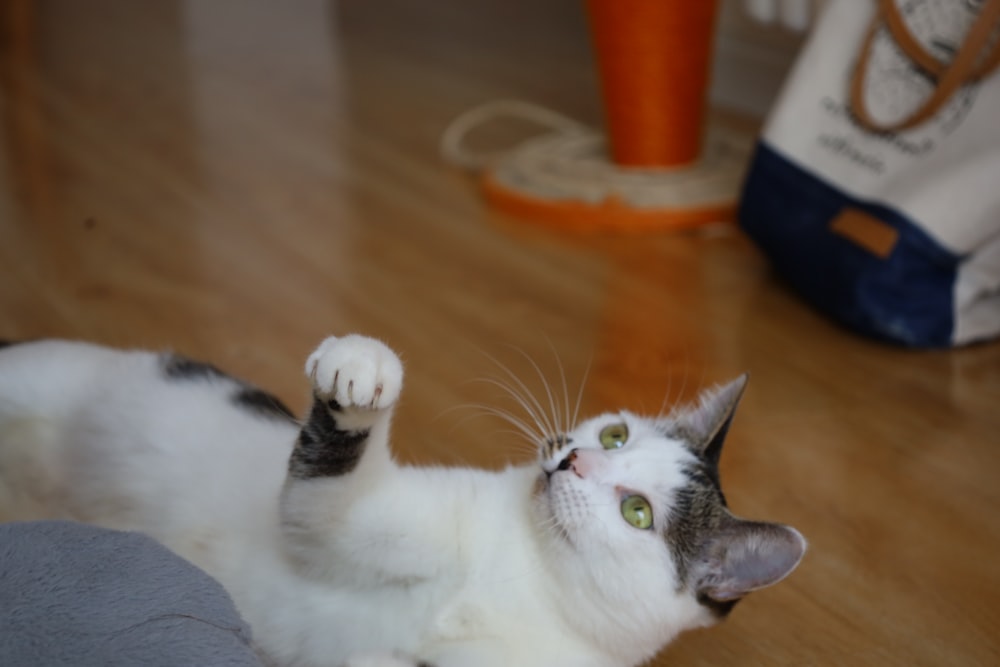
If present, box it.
[567,448,604,480]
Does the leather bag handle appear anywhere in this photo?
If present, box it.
[850,0,1000,133]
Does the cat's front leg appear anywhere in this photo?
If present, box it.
[288,334,403,480]
[280,335,403,577]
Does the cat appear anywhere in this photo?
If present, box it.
[0,335,805,667]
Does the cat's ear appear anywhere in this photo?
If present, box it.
[696,519,806,603]
[674,374,748,465]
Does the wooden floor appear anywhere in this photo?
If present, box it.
[1,1,998,665]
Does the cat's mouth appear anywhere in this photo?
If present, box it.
[534,454,570,497]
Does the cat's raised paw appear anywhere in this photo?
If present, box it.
[306,335,403,410]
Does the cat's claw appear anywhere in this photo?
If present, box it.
[306,335,403,410]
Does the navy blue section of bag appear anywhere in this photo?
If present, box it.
[739,142,959,347]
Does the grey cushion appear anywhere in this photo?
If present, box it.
[0,520,264,666]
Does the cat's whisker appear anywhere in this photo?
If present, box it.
[472,377,554,445]
[533,514,562,539]
[537,522,563,545]
[669,339,707,416]
[484,406,548,447]
[655,342,682,420]
[675,360,691,415]
[696,364,708,402]
[571,352,592,432]
[453,401,545,447]
[434,403,534,443]
[470,405,545,452]
[478,351,558,439]
[441,406,541,458]
[543,336,573,438]
[481,426,545,456]
[470,371,549,430]
[657,369,674,419]
[434,402,488,430]
[506,345,563,438]
[439,408,542,462]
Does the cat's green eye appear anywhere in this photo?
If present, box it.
[620,495,653,530]
[599,423,629,449]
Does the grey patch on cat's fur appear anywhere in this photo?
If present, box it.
[161,353,230,382]
[288,398,369,479]
[664,462,727,580]
[663,461,738,617]
[162,353,295,423]
[658,399,735,603]
[233,388,296,422]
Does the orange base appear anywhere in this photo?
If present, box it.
[482,171,736,234]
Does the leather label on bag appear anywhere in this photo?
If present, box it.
[830,208,900,259]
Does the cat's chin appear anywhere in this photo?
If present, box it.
[530,470,548,498]
[528,470,572,546]
[529,469,594,553]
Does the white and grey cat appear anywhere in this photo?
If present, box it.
[0,335,805,667]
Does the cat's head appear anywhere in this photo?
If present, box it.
[531,375,805,663]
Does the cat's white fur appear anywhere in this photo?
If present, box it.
[0,336,805,667]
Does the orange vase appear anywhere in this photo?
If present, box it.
[586,0,720,167]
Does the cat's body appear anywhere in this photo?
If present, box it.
[0,336,805,667]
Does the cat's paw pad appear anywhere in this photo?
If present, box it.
[340,653,432,667]
[306,335,403,410]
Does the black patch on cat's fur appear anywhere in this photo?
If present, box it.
[161,353,230,382]
[162,353,295,423]
[288,398,369,478]
[233,388,296,422]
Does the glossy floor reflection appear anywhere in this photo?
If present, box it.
[1,2,998,665]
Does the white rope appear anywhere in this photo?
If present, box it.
[439,100,588,171]
[440,99,751,212]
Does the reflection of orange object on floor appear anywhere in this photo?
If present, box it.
[588,243,708,415]
[587,0,719,167]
